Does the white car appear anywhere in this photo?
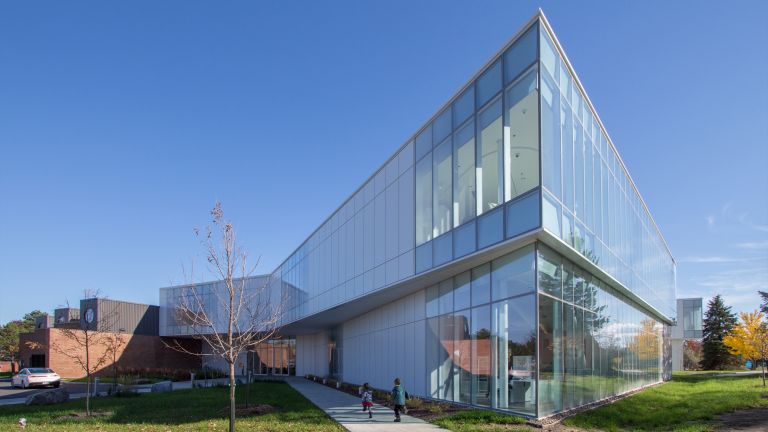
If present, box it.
[12,368,61,389]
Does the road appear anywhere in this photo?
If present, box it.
[0,379,113,401]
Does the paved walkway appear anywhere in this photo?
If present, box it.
[285,377,447,432]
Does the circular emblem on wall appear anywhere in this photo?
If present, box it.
[85,308,95,324]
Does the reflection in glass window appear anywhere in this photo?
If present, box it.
[491,244,535,301]
[455,308,472,403]
[504,23,538,85]
[433,139,453,237]
[504,68,539,201]
[538,244,562,298]
[471,264,491,307]
[477,97,503,215]
[453,121,475,227]
[454,272,471,311]
[426,284,439,317]
[416,155,433,245]
[492,294,536,415]
[471,305,491,406]
[439,314,454,400]
[538,294,563,416]
[438,279,453,315]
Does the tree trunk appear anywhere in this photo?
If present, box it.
[85,336,91,416]
[229,361,236,432]
[762,362,765,387]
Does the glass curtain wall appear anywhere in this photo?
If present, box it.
[538,24,675,319]
[249,338,296,376]
[537,244,663,416]
[415,22,541,274]
[426,244,537,416]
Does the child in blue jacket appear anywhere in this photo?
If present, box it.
[391,377,407,422]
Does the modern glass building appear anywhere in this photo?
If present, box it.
[160,10,676,418]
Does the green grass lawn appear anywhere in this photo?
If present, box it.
[0,381,343,431]
[563,372,768,432]
[0,372,11,379]
[433,410,529,431]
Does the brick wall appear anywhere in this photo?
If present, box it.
[0,361,19,373]
[19,328,201,378]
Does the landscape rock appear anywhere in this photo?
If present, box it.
[151,381,172,392]
[25,388,69,405]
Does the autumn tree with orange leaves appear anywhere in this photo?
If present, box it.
[629,318,661,363]
[724,310,768,386]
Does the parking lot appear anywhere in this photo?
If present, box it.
[0,379,112,402]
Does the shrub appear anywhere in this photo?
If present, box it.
[406,396,424,409]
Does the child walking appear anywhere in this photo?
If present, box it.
[361,382,373,418]
[391,378,407,422]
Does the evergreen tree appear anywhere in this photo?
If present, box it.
[700,295,738,370]
[759,291,768,316]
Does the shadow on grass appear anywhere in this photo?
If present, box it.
[0,381,338,429]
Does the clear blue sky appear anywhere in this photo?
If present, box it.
[1,1,766,323]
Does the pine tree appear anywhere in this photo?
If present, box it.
[700,295,738,370]
[759,291,768,316]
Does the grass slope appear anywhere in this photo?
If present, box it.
[564,373,768,431]
[0,381,343,431]
[433,410,528,431]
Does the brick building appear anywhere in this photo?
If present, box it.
[18,298,200,378]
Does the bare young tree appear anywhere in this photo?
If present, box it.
[50,289,118,416]
[167,202,285,432]
[103,331,127,393]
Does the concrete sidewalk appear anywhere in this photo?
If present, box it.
[285,377,447,432]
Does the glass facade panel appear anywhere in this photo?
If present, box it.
[453,220,476,258]
[454,120,476,227]
[541,70,561,199]
[477,60,502,108]
[504,24,538,84]
[492,294,536,415]
[477,97,503,216]
[471,263,491,307]
[542,192,561,237]
[471,305,491,406]
[454,86,475,127]
[416,125,433,161]
[477,207,504,249]
[537,24,675,318]
[416,241,432,273]
[504,68,539,201]
[537,245,663,417]
[416,155,433,245]
[506,192,540,239]
[434,107,453,145]
[434,139,453,238]
[454,271,472,312]
[433,232,453,266]
[491,244,535,301]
